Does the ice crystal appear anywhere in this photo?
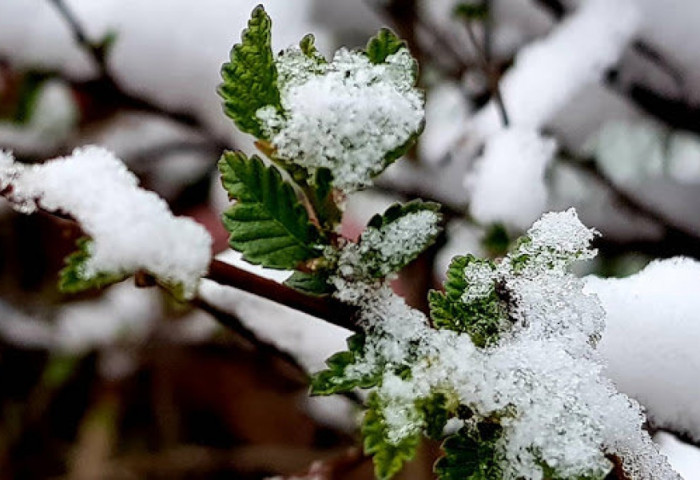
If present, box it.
[258,47,424,191]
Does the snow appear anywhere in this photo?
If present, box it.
[469,0,640,139]
[466,128,556,230]
[258,47,424,191]
[0,146,212,298]
[656,432,700,480]
[330,209,679,479]
[586,257,700,441]
[0,0,328,144]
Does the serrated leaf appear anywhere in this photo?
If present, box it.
[284,270,332,296]
[366,28,406,65]
[219,5,282,139]
[434,427,502,480]
[310,334,380,395]
[363,392,421,480]
[429,255,505,347]
[219,153,318,265]
[359,200,442,278]
[59,237,128,294]
[219,151,322,269]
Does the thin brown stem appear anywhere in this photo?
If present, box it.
[462,19,510,127]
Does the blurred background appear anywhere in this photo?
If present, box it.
[1,0,700,478]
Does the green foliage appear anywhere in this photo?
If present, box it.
[453,2,489,20]
[310,334,381,395]
[429,255,505,348]
[58,237,128,294]
[363,392,421,480]
[283,270,332,296]
[366,28,406,64]
[434,426,502,480]
[219,5,282,139]
[299,33,326,63]
[482,223,510,257]
[219,151,322,269]
[417,393,451,440]
[10,72,51,125]
[359,200,442,278]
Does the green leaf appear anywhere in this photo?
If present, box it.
[310,334,381,395]
[219,151,322,269]
[299,33,326,63]
[12,72,51,125]
[59,237,128,294]
[284,270,332,296]
[219,5,282,139]
[359,200,442,278]
[434,427,502,480]
[429,255,505,348]
[417,393,451,440]
[363,392,421,480]
[366,28,406,64]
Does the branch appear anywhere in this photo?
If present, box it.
[46,0,230,152]
[204,260,359,333]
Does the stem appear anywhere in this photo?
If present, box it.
[462,19,510,127]
[204,259,359,333]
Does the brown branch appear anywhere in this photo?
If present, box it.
[204,260,359,333]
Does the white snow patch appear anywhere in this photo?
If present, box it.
[0,146,212,298]
[586,257,700,441]
[467,128,556,230]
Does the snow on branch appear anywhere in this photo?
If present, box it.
[0,146,212,298]
[470,0,640,138]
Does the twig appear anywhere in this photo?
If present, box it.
[462,18,510,127]
[204,260,359,333]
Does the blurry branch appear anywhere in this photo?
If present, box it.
[46,0,230,152]
[533,0,696,131]
[459,11,510,127]
[558,153,700,260]
[191,295,311,377]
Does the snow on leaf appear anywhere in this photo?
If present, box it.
[362,392,421,480]
[336,200,441,280]
[0,146,212,299]
[258,38,424,192]
[218,150,322,269]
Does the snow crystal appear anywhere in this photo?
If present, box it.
[336,209,440,279]
[330,209,679,479]
[467,128,556,231]
[258,47,424,191]
[470,0,640,138]
[0,146,212,298]
[586,257,700,441]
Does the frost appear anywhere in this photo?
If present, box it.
[258,47,424,191]
[0,146,212,298]
[466,128,556,231]
[329,209,680,479]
